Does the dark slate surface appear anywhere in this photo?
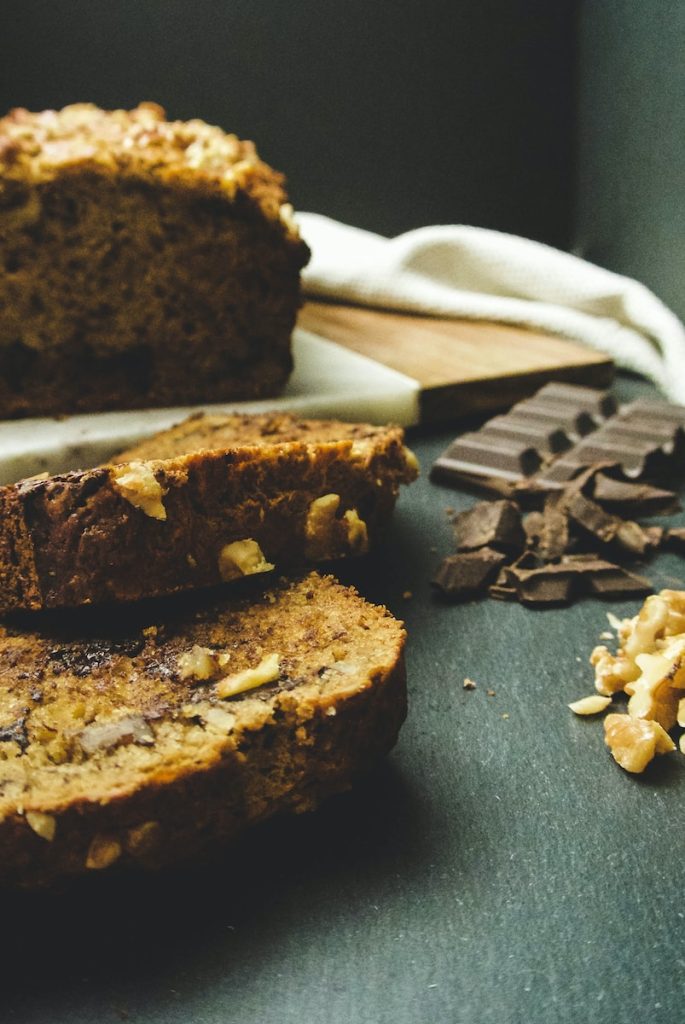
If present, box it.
[5,374,685,1024]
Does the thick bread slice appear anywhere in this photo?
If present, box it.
[0,413,418,613]
[0,572,406,887]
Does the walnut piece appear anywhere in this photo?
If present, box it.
[568,695,612,716]
[587,590,685,773]
[304,493,341,560]
[304,495,369,560]
[604,713,675,773]
[125,820,160,857]
[25,810,56,841]
[343,509,369,554]
[78,714,154,755]
[86,833,122,870]
[215,653,280,699]
[111,461,167,520]
[177,645,220,681]
[218,539,274,582]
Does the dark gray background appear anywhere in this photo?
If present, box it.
[2,1,682,318]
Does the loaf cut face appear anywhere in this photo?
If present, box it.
[0,102,309,416]
[0,413,418,613]
[0,572,406,887]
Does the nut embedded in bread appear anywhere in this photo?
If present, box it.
[0,412,419,613]
[0,572,407,887]
[0,102,309,417]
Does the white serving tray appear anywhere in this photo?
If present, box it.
[0,329,420,484]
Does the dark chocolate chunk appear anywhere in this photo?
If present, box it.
[565,492,654,557]
[586,567,653,597]
[591,473,681,517]
[502,556,652,606]
[535,494,571,561]
[432,547,507,601]
[451,500,525,554]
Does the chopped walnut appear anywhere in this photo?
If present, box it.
[111,461,167,520]
[304,493,341,560]
[586,590,685,773]
[218,539,274,582]
[625,638,685,730]
[604,713,675,773]
[343,509,369,554]
[78,714,154,755]
[215,652,280,699]
[177,645,220,681]
[125,820,160,857]
[86,833,122,870]
[568,695,612,716]
[25,810,56,841]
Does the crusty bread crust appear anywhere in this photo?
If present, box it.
[0,103,309,416]
[0,414,418,613]
[0,573,406,887]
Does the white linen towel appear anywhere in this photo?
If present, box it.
[297,213,685,402]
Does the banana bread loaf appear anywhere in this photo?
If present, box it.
[0,412,419,613]
[0,572,407,888]
[0,102,309,417]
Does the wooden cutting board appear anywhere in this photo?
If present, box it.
[298,301,614,425]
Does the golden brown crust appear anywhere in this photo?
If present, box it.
[0,572,407,887]
[0,102,295,229]
[0,414,418,613]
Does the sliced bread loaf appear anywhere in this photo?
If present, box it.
[0,102,308,416]
[0,413,418,613]
[0,572,406,888]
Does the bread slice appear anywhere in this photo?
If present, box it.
[0,412,418,613]
[0,572,406,887]
[0,102,309,417]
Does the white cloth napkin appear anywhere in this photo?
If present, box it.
[297,213,685,403]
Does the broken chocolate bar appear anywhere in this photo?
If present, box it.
[591,474,680,517]
[452,500,525,554]
[432,547,507,601]
[498,557,652,606]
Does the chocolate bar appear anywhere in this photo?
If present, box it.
[431,383,685,493]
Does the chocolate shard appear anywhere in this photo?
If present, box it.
[586,567,653,597]
[451,500,525,554]
[592,473,681,517]
[503,556,653,606]
[565,491,654,557]
[500,562,577,605]
[432,547,507,601]
[535,494,571,561]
